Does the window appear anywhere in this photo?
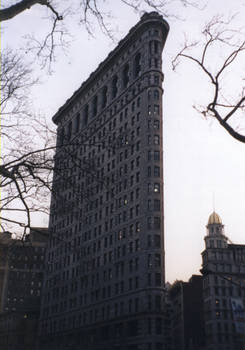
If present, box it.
[102,86,108,108]
[148,150,152,161]
[147,217,152,229]
[122,64,129,88]
[131,102,135,112]
[154,183,160,193]
[154,120,160,130]
[155,273,161,286]
[154,235,161,248]
[147,166,151,177]
[135,240,139,251]
[84,105,89,126]
[135,222,140,232]
[112,75,118,98]
[154,75,160,84]
[67,121,72,140]
[149,41,153,54]
[76,113,80,132]
[154,217,161,229]
[154,166,160,177]
[134,52,141,78]
[155,254,161,267]
[154,200,160,211]
[137,97,141,107]
[154,135,160,145]
[148,199,152,210]
[154,151,160,161]
[154,89,159,100]
[154,41,160,53]
[93,95,98,117]
[154,105,160,114]
[135,205,139,216]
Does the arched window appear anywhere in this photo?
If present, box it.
[75,113,80,132]
[133,53,141,78]
[84,104,89,126]
[102,86,107,108]
[154,40,160,54]
[67,121,72,140]
[149,41,153,54]
[154,90,159,100]
[93,95,98,117]
[122,64,129,88]
[137,96,141,107]
[112,75,118,98]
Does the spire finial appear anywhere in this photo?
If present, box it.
[212,192,215,212]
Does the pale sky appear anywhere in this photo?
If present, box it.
[3,0,245,283]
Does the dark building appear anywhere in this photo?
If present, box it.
[0,228,48,350]
[201,212,245,350]
[168,275,205,350]
[38,12,169,350]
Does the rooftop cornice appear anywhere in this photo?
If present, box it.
[53,11,169,125]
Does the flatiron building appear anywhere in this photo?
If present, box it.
[39,12,169,350]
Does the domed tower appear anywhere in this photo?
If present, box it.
[204,211,228,249]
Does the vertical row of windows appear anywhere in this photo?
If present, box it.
[149,40,160,54]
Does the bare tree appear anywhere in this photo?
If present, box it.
[172,15,245,143]
[0,49,135,238]
[1,0,199,68]
[0,49,54,236]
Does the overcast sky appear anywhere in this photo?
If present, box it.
[3,0,245,283]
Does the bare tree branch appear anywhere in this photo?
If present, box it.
[173,15,245,143]
[0,0,63,22]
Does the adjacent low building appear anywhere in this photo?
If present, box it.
[0,228,48,350]
[168,275,205,350]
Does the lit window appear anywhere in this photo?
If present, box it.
[154,183,160,193]
[154,135,160,145]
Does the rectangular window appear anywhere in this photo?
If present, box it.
[154,105,159,114]
[155,254,161,267]
[154,151,160,161]
[147,166,151,177]
[148,150,152,161]
[154,135,160,145]
[154,200,160,211]
[147,217,152,229]
[148,105,151,116]
[155,273,161,286]
[154,166,160,177]
[154,120,160,129]
[154,217,161,229]
[154,235,161,247]
[154,183,160,193]
[154,75,159,84]
[76,113,80,132]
